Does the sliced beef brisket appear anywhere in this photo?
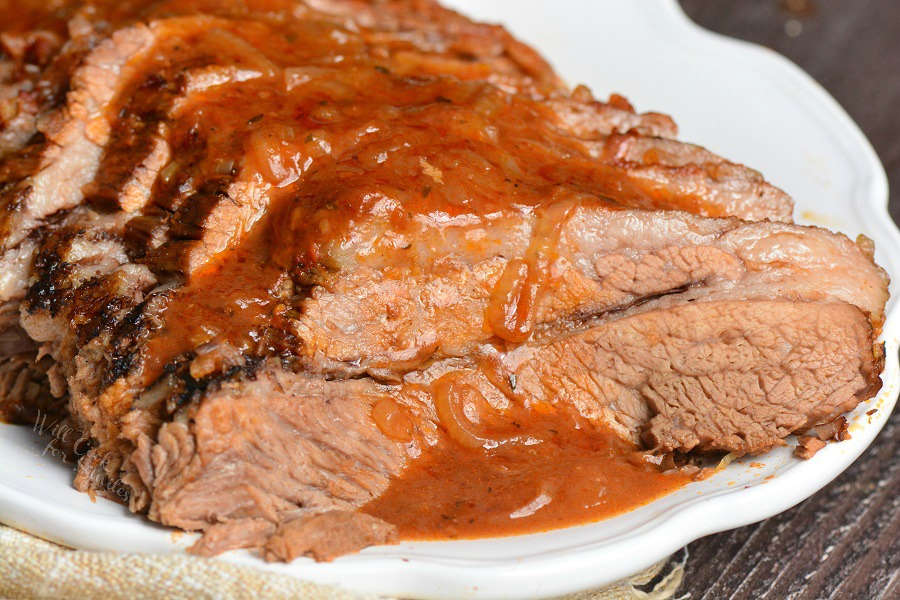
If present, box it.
[0,0,888,561]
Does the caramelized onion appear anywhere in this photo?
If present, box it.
[371,397,414,443]
[432,374,523,450]
[485,259,536,342]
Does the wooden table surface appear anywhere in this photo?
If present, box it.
[676,2,899,598]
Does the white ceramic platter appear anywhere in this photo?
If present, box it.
[1,1,898,598]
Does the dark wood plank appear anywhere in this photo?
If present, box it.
[677,1,900,598]
[679,0,900,221]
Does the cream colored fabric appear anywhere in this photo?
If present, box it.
[0,524,684,600]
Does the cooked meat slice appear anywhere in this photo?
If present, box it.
[264,511,397,562]
[287,210,885,376]
[0,205,138,340]
[0,14,151,341]
[0,23,156,251]
[381,300,879,456]
[0,0,791,309]
[188,519,276,557]
[794,436,827,459]
[510,300,881,454]
[137,366,414,544]
[547,89,679,139]
[127,74,784,278]
[304,0,563,92]
[84,129,170,213]
[17,200,885,531]
[588,133,793,221]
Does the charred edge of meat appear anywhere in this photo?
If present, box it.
[151,154,224,215]
[75,447,132,505]
[103,301,152,386]
[2,184,32,214]
[85,70,184,211]
[70,278,129,345]
[1,131,47,182]
[139,353,266,418]
[25,226,121,317]
[127,177,237,267]
[24,256,74,316]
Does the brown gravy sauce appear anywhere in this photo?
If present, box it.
[366,369,695,539]
[364,416,693,540]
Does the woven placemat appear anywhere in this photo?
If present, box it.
[0,524,685,599]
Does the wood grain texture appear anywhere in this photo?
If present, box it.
[677,1,900,598]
